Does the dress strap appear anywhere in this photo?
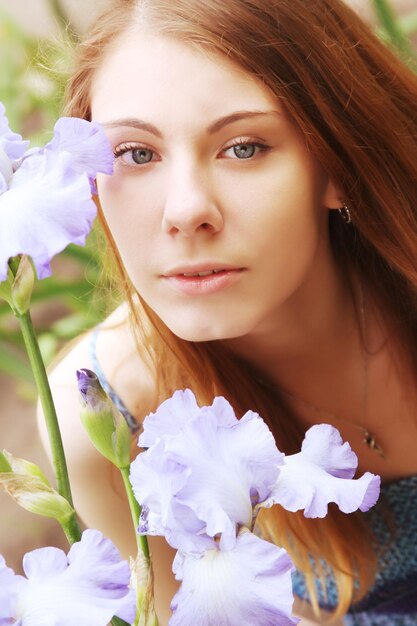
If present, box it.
[89,327,140,434]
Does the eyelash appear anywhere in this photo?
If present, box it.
[113,137,270,164]
[222,137,270,159]
[113,142,155,162]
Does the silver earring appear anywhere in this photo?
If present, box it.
[338,201,352,224]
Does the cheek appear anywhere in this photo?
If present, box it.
[96,172,160,252]
[222,155,324,246]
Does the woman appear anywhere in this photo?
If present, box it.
[39,0,417,623]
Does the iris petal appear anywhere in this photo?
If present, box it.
[1,530,135,626]
[23,548,67,579]
[266,424,380,517]
[139,388,201,448]
[0,149,95,281]
[299,424,359,478]
[0,555,19,620]
[45,117,114,179]
[170,530,299,626]
[0,102,29,160]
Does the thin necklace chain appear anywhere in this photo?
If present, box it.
[270,279,385,458]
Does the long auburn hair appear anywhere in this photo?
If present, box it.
[65,0,417,619]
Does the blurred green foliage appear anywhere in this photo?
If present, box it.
[0,0,416,395]
[372,0,417,70]
[0,1,120,395]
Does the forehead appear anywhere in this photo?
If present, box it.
[91,29,281,126]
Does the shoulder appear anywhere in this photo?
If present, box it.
[48,301,157,424]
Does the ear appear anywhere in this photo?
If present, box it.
[321,177,344,210]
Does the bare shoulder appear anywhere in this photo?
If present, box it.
[49,302,156,417]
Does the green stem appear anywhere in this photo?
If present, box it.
[120,466,150,560]
[61,512,83,545]
[17,310,81,543]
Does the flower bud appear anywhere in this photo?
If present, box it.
[77,368,132,468]
[0,450,12,472]
[10,254,36,314]
[0,452,75,524]
[0,449,49,484]
[0,266,14,307]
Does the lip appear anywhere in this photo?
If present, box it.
[162,263,243,277]
[162,266,245,295]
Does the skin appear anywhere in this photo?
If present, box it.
[92,32,343,347]
[39,27,417,626]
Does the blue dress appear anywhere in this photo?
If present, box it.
[292,475,417,625]
[90,330,417,625]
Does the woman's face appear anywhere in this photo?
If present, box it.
[92,31,340,342]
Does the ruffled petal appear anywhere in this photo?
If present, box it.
[0,171,8,194]
[45,117,114,179]
[0,149,95,281]
[267,425,380,517]
[66,529,134,603]
[170,530,299,626]
[139,389,201,448]
[166,410,282,549]
[23,547,68,579]
[15,530,135,626]
[132,440,215,554]
[0,146,13,190]
[0,102,29,160]
[132,392,282,553]
[0,555,19,620]
[210,395,240,426]
[299,424,359,478]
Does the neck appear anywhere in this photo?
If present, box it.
[224,256,361,407]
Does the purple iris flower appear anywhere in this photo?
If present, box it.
[0,102,113,282]
[0,529,136,626]
[130,390,380,552]
[130,389,380,625]
[131,390,284,554]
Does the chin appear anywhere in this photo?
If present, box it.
[164,318,248,343]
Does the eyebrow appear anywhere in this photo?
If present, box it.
[102,118,163,138]
[207,110,281,134]
[101,110,282,138]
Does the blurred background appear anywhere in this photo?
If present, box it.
[0,0,416,572]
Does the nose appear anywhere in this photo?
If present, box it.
[161,164,223,237]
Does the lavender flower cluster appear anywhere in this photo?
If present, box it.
[0,102,113,282]
[130,389,380,625]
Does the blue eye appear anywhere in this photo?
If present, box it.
[114,143,155,165]
[131,148,153,164]
[232,144,256,159]
[223,140,269,160]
